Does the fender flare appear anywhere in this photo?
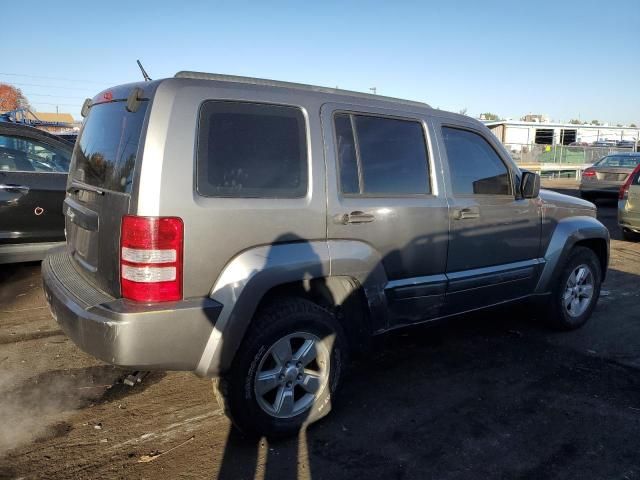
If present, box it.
[194,240,388,377]
[535,216,609,293]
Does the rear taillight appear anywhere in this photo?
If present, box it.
[120,215,183,302]
[582,168,596,178]
[620,164,640,200]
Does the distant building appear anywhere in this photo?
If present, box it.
[485,120,640,151]
[0,110,79,134]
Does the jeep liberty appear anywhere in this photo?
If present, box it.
[42,72,609,437]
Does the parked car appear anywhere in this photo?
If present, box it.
[592,140,616,147]
[0,122,72,263]
[616,140,636,149]
[618,163,640,240]
[42,72,609,438]
[580,153,640,201]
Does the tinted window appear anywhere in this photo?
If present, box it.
[334,113,430,195]
[0,135,70,172]
[442,127,512,195]
[72,101,148,192]
[596,155,640,168]
[197,102,307,198]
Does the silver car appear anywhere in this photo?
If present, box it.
[42,72,609,438]
[618,164,640,240]
[580,153,640,201]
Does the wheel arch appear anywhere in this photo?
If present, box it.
[194,240,389,377]
[535,216,610,293]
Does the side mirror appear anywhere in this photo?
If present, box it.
[521,170,540,199]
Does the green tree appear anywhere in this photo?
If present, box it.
[630,123,637,128]
[568,119,582,125]
[590,119,601,126]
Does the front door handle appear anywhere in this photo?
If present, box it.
[335,211,376,224]
[453,207,480,220]
[0,184,30,194]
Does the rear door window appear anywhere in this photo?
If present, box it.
[334,113,431,195]
[0,134,70,172]
[442,127,512,196]
[72,101,149,192]
[197,101,307,198]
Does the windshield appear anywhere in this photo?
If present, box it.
[596,155,640,168]
[71,100,148,192]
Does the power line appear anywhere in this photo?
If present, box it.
[0,72,116,85]
[23,92,87,100]
[3,81,99,91]
[30,101,81,107]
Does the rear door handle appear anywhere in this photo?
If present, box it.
[453,207,480,220]
[0,184,30,194]
[335,211,376,224]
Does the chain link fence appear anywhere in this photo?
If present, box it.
[503,143,638,178]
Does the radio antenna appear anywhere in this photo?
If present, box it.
[137,60,152,82]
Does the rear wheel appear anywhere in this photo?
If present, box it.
[544,246,602,330]
[214,297,348,438]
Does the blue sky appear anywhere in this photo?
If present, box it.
[3,0,639,123]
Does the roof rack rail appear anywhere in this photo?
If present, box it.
[174,71,430,109]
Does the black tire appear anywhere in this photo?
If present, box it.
[214,297,348,439]
[622,228,640,242]
[544,246,602,331]
[580,191,596,203]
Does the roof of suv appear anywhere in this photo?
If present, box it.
[174,71,431,110]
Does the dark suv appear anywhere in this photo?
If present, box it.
[0,122,72,263]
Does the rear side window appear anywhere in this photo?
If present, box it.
[442,127,512,196]
[334,113,430,195]
[72,101,148,192]
[0,135,70,172]
[197,102,307,198]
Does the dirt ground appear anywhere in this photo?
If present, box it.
[2,187,640,480]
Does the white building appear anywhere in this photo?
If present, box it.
[485,120,639,151]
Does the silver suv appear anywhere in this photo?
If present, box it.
[42,72,609,438]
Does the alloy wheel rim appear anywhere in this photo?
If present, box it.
[254,332,330,419]
[563,264,594,318]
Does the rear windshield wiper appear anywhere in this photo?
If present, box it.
[67,180,104,196]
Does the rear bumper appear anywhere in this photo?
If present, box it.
[0,241,64,264]
[619,204,640,232]
[579,182,622,195]
[42,248,222,371]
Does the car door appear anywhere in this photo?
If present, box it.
[434,121,542,314]
[322,103,450,327]
[0,125,72,246]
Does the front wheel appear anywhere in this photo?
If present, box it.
[214,297,348,438]
[544,246,602,330]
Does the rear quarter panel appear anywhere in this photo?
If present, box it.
[136,79,328,298]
